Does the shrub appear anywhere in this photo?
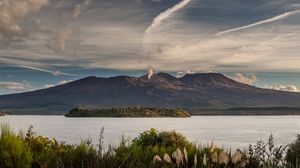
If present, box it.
[247,135,287,168]
[114,129,202,168]
[62,140,98,168]
[133,128,190,148]
[286,135,300,168]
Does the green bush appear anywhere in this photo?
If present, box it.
[113,128,201,168]
[133,128,190,148]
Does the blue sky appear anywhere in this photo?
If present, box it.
[1,0,300,95]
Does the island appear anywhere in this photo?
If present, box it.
[65,107,191,118]
[0,112,5,116]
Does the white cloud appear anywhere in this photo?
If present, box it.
[0,81,31,92]
[145,0,192,34]
[44,80,73,88]
[176,70,195,78]
[231,73,257,85]
[267,85,299,92]
[216,9,300,35]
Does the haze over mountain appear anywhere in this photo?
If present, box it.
[0,72,300,114]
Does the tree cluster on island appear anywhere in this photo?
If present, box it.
[64,106,191,118]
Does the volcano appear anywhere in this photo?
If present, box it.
[0,73,300,114]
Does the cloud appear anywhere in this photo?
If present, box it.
[47,0,92,54]
[176,70,195,78]
[0,81,31,92]
[231,73,257,85]
[0,0,48,42]
[44,80,73,88]
[267,85,299,92]
[9,65,78,77]
[140,1,300,72]
[1,0,300,73]
[145,0,192,34]
[216,9,300,35]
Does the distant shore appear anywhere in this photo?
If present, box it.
[2,106,300,116]
[190,107,300,116]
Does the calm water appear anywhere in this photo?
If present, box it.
[1,115,300,149]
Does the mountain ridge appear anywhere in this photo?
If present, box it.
[0,72,300,114]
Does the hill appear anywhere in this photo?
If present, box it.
[0,73,300,114]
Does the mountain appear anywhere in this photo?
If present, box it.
[0,73,300,114]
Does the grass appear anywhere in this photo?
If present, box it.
[0,125,300,168]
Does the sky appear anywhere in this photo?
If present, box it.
[1,0,300,95]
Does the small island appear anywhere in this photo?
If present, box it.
[65,107,191,118]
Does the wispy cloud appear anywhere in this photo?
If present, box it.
[10,65,79,77]
[1,0,300,73]
[216,9,300,35]
[145,0,193,34]
[0,81,31,92]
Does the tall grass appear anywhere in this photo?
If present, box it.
[0,124,32,168]
[0,125,300,168]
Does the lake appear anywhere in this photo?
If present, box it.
[1,115,300,149]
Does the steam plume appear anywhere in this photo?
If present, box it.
[147,65,155,80]
[216,9,300,35]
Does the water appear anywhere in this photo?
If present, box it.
[1,115,300,149]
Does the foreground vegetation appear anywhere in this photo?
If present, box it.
[0,125,300,168]
[65,107,191,118]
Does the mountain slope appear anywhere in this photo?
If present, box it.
[0,73,300,114]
